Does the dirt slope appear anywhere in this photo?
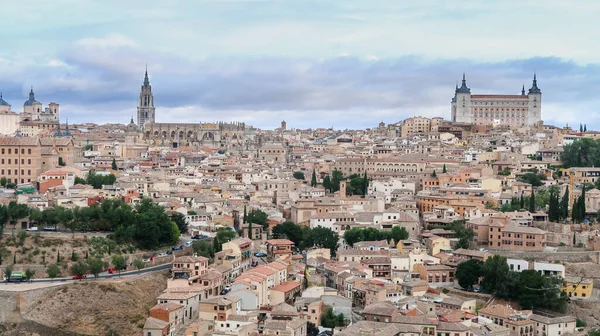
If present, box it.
[23,272,168,336]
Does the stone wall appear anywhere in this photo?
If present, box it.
[0,286,58,324]
[492,250,600,263]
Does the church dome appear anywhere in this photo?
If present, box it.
[0,93,9,106]
[23,88,39,106]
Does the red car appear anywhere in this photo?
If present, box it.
[108,268,116,274]
[72,275,86,280]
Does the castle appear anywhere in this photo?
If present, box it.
[0,88,61,136]
[451,74,542,126]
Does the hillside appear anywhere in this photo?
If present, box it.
[21,271,168,335]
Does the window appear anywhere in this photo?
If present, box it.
[28,149,31,154]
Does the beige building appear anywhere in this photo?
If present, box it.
[400,117,432,137]
[257,143,287,163]
[0,137,46,184]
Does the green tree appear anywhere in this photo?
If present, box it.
[111,255,125,273]
[451,220,475,249]
[432,170,437,178]
[7,201,29,232]
[322,175,332,192]
[243,205,247,223]
[70,261,88,277]
[481,255,509,294]
[57,250,60,262]
[560,186,570,220]
[331,170,343,192]
[170,222,181,244]
[456,259,483,290]
[246,209,268,229]
[311,169,317,187]
[170,212,189,234]
[442,164,447,173]
[362,171,369,197]
[24,268,35,281]
[111,158,118,170]
[133,259,145,270]
[71,250,78,262]
[58,157,66,166]
[4,265,13,281]
[13,253,16,264]
[519,173,545,187]
[192,239,214,259]
[272,221,303,247]
[0,176,6,187]
[293,171,305,180]
[247,222,252,239]
[311,226,339,256]
[529,191,536,213]
[343,228,364,247]
[213,236,221,254]
[391,226,409,242]
[321,307,346,330]
[46,264,60,278]
[216,227,236,245]
[88,258,103,278]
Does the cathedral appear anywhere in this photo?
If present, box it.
[451,74,542,126]
[137,69,253,151]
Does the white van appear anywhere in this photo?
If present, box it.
[26,227,38,232]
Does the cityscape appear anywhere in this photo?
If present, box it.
[1,2,600,336]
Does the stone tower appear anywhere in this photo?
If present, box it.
[137,67,155,128]
[451,73,472,123]
[527,73,542,126]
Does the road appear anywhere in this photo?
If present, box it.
[0,262,172,289]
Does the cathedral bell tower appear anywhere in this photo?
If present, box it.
[137,66,155,128]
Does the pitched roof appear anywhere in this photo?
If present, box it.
[143,317,169,330]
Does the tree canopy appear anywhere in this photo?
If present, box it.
[455,259,483,290]
[561,138,600,168]
[293,171,305,180]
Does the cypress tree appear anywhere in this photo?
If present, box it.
[432,170,437,178]
[580,124,583,132]
[560,186,569,220]
[573,232,576,246]
[311,169,317,187]
[584,124,587,132]
[520,194,525,209]
[442,164,447,173]
[362,171,369,197]
[243,205,247,224]
[248,222,252,240]
[57,251,60,262]
[580,187,587,221]
[529,191,536,213]
[13,253,16,264]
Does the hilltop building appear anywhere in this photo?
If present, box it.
[451,74,542,126]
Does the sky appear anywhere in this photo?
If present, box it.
[0,0,599,130]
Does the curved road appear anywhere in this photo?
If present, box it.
[1,263,172,286]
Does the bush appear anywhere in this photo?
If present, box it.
[576,318,587,328]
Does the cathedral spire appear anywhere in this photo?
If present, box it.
[64,117,71,136]
[143,65,150,86]
[54,120,62,137]
[29,86,35,100]
[521,84,525,95]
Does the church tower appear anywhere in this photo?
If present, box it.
[136,67,155,128]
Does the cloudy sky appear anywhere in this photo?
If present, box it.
[0,0,599,129]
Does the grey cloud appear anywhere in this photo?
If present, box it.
[1,42,600,129]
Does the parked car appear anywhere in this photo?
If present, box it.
[142,259,151,263]
[254,252,267,257]
[157,252,168,257]
[172,246,183,251]
[72,275,86,280]
[26,227,38,232]
[43,226,57,232]
[108,268,116,274]
[165,250,173,255]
